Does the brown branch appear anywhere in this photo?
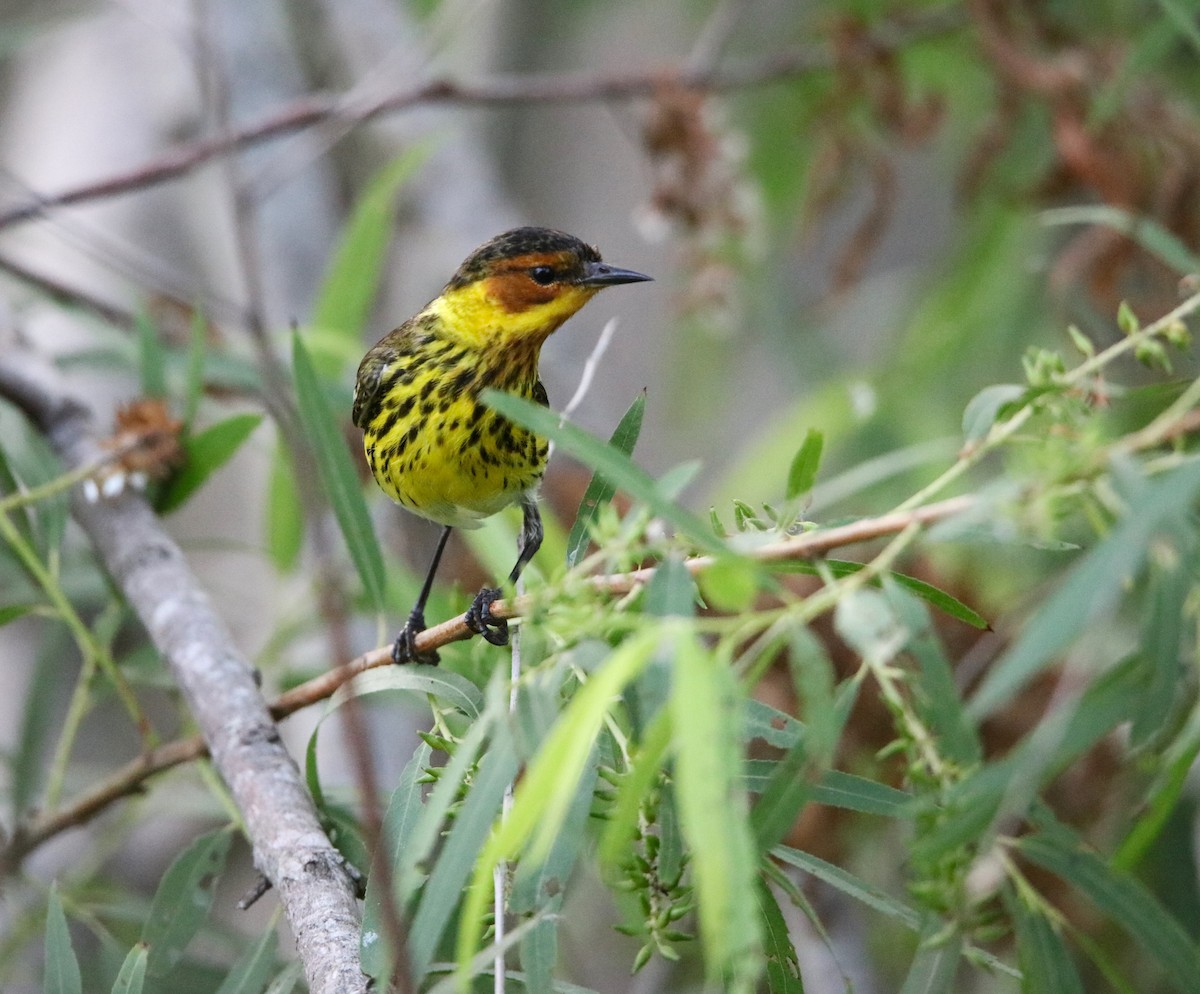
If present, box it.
[0,8,962,231]
[2,492,974,866]
[0,350,368,994]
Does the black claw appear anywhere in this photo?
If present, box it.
[392,610,440,666]
[464,587,509,646]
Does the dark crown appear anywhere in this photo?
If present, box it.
[447,227,601,288]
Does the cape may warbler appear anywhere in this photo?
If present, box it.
[352,226,651,664]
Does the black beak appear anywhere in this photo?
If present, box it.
[578,260,654,287]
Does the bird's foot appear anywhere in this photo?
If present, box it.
[465,587,509,646]
[392,610,440,665]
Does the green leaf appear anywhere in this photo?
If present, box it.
[898,920,962,994]
[292,331,387,611]
[332,664,483,720]
[961,384,1026,444]
[1011,895,1084,994]
[409,723,519,980]
[14,626,67,815]
[772,845,921,928]
[109,944,148,994]
[883,578,981,765]
[481,390,724,555]
[158,413,263,513]
[44,884,82,994]
[757,880,804,994]
[361,742,432,981]
[513,754,600,994]
[136,311,166,399]
[785,428,824,500]
[671,633,761,988]
[970,457,1200,718]
[810,771,912,817]
[643,554,696,618]
[597,710,672,869]
[1019,825,1200,993]
[456,630,660,982]
[213,928,278,994]
[266,444,305,572]
[182,309,208,430]
[1131,542,1190,747]
[1157,0,1200,54]
[697,555,762,612]
[311,146,431,373]
[777,560,989,630]
[1041,205,1200,276]
[140,828,232,978]
[566,391,645,567]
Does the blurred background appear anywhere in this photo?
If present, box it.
[2,0,1199,991]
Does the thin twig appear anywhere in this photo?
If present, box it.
[0,493,975,869]
[0,9,962,231]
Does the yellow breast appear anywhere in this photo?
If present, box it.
[361,336,548,529]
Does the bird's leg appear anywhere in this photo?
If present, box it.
[465,495,543,647]
[393,525,453,665]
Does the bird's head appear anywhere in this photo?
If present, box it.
[430,227,652,345]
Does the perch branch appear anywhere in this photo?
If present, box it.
[2,492,974,865]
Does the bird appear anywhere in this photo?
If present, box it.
[352,226,652,664]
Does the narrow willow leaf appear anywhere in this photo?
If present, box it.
[898,920,962,994]
[312,146,430,371]
[292,332,387,611]
[182,309,207,430]
[456,630,659,983]
[1041,205,1200,275]
[513,753,600,994]
[141,828,232,978]
[409,727,519,980]
[14,626,67,816]
[361,742,433,981]
[697,555,762,612]
[961,384,1026,444]
[1019,827,1200,993]
[810,771,912,817]
[482,391,723,554]
[332,665,483,720]
[773,845,921,928]
[743,697,805,750]
[566,391,645,566]
[1011,894,1084,994]
[109,944,148,994]
[158,413,263,513]
[213,928,278,994]
[970,457,1200,718]
[749,727,812,852]
[757,880,804,994]
[781,560,989,630]
[883,579,981,765]
[643,554,696,618]
[1131,543,1190,747]
[136,311,167,399]
[266,444,305,572]
[44,885,82,994]
[671,632,761,988]
[1114,732,1200,871]
[598,710,672,869]
[785,428,824,500]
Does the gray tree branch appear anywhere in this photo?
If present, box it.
[0,349,368,994]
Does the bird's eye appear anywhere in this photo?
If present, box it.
[529,266,556,285]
